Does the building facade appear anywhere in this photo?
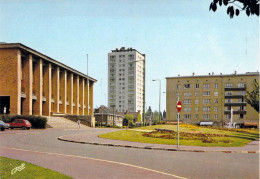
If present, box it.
[0,43,96,116]
[108,47,145,115]
[166,72,259,125]
[94,105,124,127]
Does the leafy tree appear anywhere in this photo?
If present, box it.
[244,79,259,113]
[124,114,134,127]
[209,0,259,18]
[152,111,159,123]
[137,112,141,123]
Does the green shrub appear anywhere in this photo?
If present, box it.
[0,115,47,129]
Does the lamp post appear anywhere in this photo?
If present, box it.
[133,59,145,126]
[86,54,89,116]
[152,79,161,123]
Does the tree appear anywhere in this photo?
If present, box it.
[145,106,152,116]
[137,112,141,123]
[244,79,259,113]
[152,111,159,124]
[163,110,166,119]
[209,0,259,18]
[124,114,134,127]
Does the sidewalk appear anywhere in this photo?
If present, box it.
[58,129,259,154]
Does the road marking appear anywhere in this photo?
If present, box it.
[0,131,41,136]
[1,147,188,179]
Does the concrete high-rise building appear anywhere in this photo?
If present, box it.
[108,47,145,115]
[166,72,259,126]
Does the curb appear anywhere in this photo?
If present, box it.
[58,136,259,154]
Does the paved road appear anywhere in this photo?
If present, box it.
[0,128,259,179]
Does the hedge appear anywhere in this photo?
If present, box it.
[0,115,47,129]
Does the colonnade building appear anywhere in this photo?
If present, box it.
[166,72,259,125]
[0,43,96,116]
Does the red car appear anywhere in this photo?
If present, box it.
[9,119,32,130]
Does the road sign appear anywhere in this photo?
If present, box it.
[176,100,182,112]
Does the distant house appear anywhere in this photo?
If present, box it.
[94,106,124,127]
[117,110,141,123]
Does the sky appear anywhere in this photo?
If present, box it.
[0,0,259,113]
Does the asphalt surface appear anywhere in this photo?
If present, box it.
[0,128,259,179]
[58,129,259,153]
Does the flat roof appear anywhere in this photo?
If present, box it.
[0,43,97,82]
[166,72,259,79]
[110,47,145,57]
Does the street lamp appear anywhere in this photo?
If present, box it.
[152,79,161,123]
[133,59,145,126]
[86,54,89,116]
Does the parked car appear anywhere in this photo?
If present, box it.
[9,119,32,130]
[0,120,9,131]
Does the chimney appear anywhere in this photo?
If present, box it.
[234,70,237,75]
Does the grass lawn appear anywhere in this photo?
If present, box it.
[98,125,260,147]
[0,156,72,179]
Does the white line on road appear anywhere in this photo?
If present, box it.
[1,147,188,179]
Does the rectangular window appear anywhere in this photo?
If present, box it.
[203,99,210,104]
[237,91,246,95]
[203,114,210,119]
[214,114,218,119]
[225,114,230,119]
[214,99,218,104]
[203,91,210,96]
[214,83,218,88]
[195,99,199,104]
[214,92,218,96]
[184,114,191,119]
[214,107,218,112]
[195,107,199,112]
[195,92,199,97]
[184,107,191,112]
[238,83,246,87]
[184,99,191,104]
[184,84,191,89]
[195,84,199,88]
[225,99,233,103]
[203,84,210,89]
[184,92,191,97]
[176,92,180,97]
[176,84,180,89]
[203,107,210,112]
[225,91,233,96]
[225,83,233,87]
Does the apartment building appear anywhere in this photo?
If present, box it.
[0,43,96,116]
[108,47,145,115]
[166,72,259,125]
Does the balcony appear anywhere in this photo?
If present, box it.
[225,87,246,91]
[224,102,246,106]
[224,95,244,99]
[224,110,246,115]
